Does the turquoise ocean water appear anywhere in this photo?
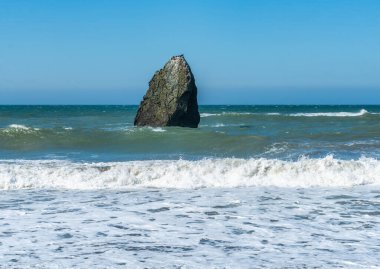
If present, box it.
[1,105,380,161]
[1,105,380,268]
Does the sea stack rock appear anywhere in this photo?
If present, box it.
[134,55,200,128]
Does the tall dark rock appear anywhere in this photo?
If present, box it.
[134,55,200,128]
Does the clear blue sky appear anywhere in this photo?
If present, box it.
[0,0,379,104]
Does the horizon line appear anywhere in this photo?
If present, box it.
[0,104,379,106]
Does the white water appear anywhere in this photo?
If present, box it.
[2,124,40,133]
[200,112,254,117]
[8,124,31,130]
[149,127,166,132]
[289,109,369,117]
[1,186,379,268]
[1,156,379,190]
[200,109,371,118]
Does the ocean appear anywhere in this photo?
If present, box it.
[1,105,380,268]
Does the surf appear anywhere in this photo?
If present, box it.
[1,156,379,190]
[288,109,369,117]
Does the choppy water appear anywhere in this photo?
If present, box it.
[1,105,380,268]
[1,105,380,161]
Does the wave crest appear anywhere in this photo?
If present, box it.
[1,156,379,190]
[200,112,253,117]
[200,109,373,118]
[289,109,369,117]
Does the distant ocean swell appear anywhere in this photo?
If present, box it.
[1,156,379,190]
[200,108,375,117]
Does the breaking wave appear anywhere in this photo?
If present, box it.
[289,109,369,117]
[200,109,373,118]
[1,156,379,190]
[200,112,254,117]
[2,124,40,133]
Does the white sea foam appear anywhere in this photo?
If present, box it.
[264,143,289,154]
[1,124,39,133]
[200,109,373,118]
[150,127,166,132]
[1,156,379,190]
[212,123,226,127]
[8,124,30,130]
[200,113,219,117]
[2,183,379,268]
[200,112,253,117]
[289,109,369,117]
[118,126,166,133]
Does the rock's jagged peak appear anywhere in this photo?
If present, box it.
[150,55,193,87]
[170,54,185,61]
[165,54,190,71]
